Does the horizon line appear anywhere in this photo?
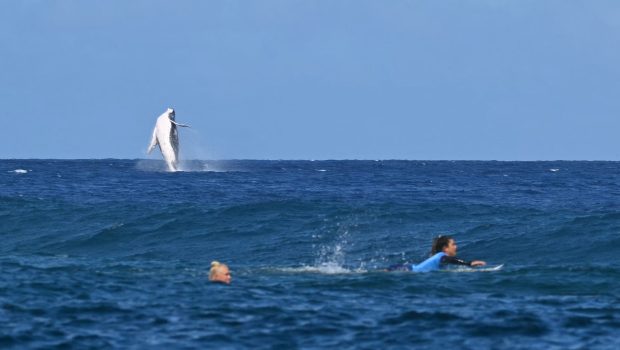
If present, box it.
[2,158,619,162]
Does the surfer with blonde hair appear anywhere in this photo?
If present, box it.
[209,261,232,284]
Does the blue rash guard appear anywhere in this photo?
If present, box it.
[387,252,473,272]
[411,252,446,272]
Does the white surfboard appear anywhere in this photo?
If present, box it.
[445,264,504,272]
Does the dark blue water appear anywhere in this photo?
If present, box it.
[1,160,619,349]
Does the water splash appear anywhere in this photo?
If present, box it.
[275,263,357,274]
[310,219,359,273]
[177,160,229,172]
[135,159,230,173]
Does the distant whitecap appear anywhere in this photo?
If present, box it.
[549,168,560,172]
[12,169,28,174]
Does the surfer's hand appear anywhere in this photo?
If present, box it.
[470,260,486,267]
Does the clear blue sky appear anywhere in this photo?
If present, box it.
[2,1,619,160]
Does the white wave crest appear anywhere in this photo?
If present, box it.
[275,262,366,274]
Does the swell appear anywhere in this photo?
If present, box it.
[2,194,619,268]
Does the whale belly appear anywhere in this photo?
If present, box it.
[155,118,178,171]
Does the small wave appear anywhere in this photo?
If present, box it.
[549,168,560,172]
[135,159,168,172]
[11,169,29,174]
[316,169,327,172]
[136,159,235,173]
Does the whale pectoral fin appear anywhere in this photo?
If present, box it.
[170,120,190,128]
[147,127,158,154]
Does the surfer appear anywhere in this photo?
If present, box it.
[388,235,486,272]
[209,261,232,284]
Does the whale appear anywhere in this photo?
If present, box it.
[147,108,190,171]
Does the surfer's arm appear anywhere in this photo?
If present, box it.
[441,256,486,267]
[147,127,158,154]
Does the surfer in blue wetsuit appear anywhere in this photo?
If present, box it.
[388,235,486,272]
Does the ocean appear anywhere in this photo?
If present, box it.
[1,159,619,349]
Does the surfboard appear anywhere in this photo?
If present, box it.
[445,264,504,272]
[476,264,504,271]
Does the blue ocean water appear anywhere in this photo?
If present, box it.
[1,159,619,349]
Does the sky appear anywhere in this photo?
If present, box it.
[1,0,619,160]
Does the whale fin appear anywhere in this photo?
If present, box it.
[170,120,190,128]
[147,127,158,154]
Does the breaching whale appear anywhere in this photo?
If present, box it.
[147,108,190,171]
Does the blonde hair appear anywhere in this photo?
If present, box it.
[209,261,226,280]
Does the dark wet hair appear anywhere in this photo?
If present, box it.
[431,235,453,255]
